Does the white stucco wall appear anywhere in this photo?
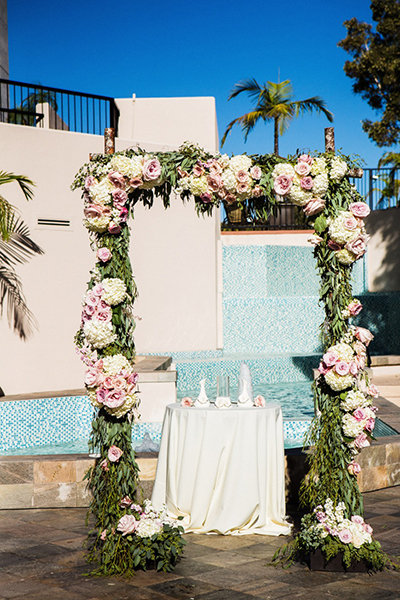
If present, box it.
[0,95,219,395]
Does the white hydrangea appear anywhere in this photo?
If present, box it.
[310,157,327,176]
[109,392,138,418]
[135,517,162,538]
[325,370,354,391]
[89,178,113,204]
[336,249,357,265]
[101,278,126,306]
[221,168,237,192]
[341,390,369,411]
[110,155,143,178]
[189,175,209,196]
[102,354,132,375]
[287,185,312,206]
[330,157,348,182]
[229,154,252,173]
[271,163,295,179]
[218,154,230,168]
[329,342,354,362]
[328,211,360,244]
[84,215,110,232]
[313,173,329,196]
[84,320,116,349]
[342,413,364,437]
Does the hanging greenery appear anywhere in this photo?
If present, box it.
[72,141,395,575]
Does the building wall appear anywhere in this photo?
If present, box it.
[366,208,400,292]
[0,96,219,395]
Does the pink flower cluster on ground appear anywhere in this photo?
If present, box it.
[313,499,373,548]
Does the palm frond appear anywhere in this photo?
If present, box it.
[0,214,44,267]
[292,97,334,122]
[0,171,35,202]
[221,110,266,147]
[267,80,293,102]
[228,78,262,102]
[378,152,400,169]
[0,265,36,340]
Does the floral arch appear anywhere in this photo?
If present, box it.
[72,129,393,574]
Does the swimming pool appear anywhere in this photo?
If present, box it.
[0,382,315,456]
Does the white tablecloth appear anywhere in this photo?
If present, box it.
[151,403,292,535]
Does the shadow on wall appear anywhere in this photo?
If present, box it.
[355,292,400,356]
[366,208,400,292]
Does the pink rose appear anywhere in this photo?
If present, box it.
[119,207,129,222]
[236,182,250,194]
[315,511,327,522]
[327,240,342,251]
[84,204,104,219]
[96,247,112,263]
[113,376,127,390]
[103,389,126,408]
[365,417,375,432]
[181,397,193,407]
[224,192,237,204]
[338,528,353,544]
[192,163,205,177]
[335,361,350,376]
[322,350,339,367]
[117,514,138,536]
[112,189,128,207]
[345,236,367,258]
[250,165,262,180]
[349,361,359,376]
[200,192,213,203]
[298,154,313,165]
[274,175,293,196]
[355,327,374,346]
[92,283,104,297]
[295,161,311,177]
[354,341,367,356]
[318,362,329,375]
[300,176,313,190]
[363,523,373,535]
[84,176,96,189]
[108,222,122,235]
[108,171,126,189]
[85,291,99,307]
[85,368,101,387]
[120,496,132,508]
[308,234,323,246]
[353,407,367,421]
[254,395,266,407]
[96,307,112,322]
[367,384,379,398]
[100,458,109,471]
[100,529,107,540]
[127,372,138,385]
[349,202,370,218]
[209,161,223,176]
[103,376,115,390]
[348,461,361,475]
[108,445,123,462]
[354,433,370,449]
[143,158,162,181]
[303,197,325,216]
[252,185,262,198]
[351,515,364,525]
[84,304,96,317]
[207,175,223,191]
[347,300,362,316]
[236,170,249,183]
[343,217,358,231]
[128,177,143,188]
[96,388,107,404]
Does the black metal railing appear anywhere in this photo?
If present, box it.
[0,78,119,135]
[349,167,400,211]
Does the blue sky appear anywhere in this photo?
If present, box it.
[7,0,387,167]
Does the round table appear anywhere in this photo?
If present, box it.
[151,403,292,535]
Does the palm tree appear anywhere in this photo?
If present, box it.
[221,79,334,154]
[377,152,400,207]
[0,171,43,339]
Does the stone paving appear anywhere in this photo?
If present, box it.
[0,486,399,600]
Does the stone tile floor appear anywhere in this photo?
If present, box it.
[0,486,399,600]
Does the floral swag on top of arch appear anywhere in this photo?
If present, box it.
[72,140,395,575]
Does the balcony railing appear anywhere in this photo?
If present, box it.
[0,78,119,136]
[349,167,400,211]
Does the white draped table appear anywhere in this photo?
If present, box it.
[151,403,292,535]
